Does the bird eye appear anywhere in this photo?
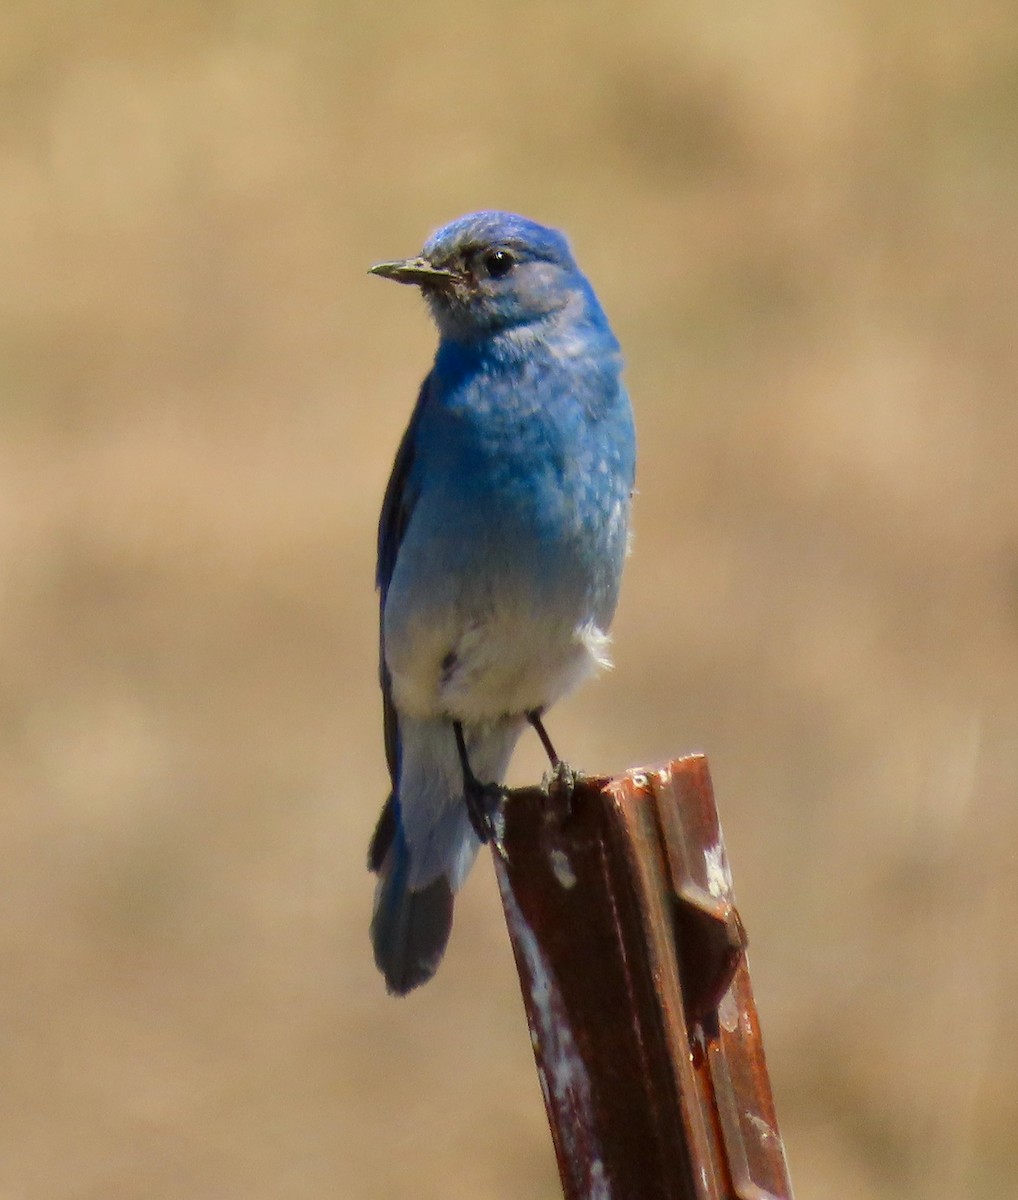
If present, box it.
[482,249,515,279]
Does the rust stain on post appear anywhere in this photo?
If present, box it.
[493,755,793,1200]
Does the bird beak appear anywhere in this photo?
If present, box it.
[368,257,459,287]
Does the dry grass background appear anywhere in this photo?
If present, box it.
[2,2,1016,1197]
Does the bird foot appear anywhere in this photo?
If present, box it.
[464,780,508,860]
[542,760,583,818]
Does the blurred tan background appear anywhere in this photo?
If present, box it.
[2,2,1016,1197]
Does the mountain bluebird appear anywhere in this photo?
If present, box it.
[367,211,635,994]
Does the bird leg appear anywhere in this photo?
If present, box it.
[527,709,578,797]
[527,708,560,767]
[453,721,507,853]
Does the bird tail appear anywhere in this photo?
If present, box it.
[367,716,523,994]
[368,793,459,995]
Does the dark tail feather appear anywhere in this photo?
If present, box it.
[369,805,455,995]
[368,793,398,873]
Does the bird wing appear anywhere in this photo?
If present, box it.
[376,373,430,787]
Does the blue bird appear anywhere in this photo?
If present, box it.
[367,211,636,994]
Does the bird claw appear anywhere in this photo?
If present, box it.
[544,759,580,794]
[542,760,583,821]
[465,781,509,860]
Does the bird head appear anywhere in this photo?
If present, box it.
[370,211,598,343]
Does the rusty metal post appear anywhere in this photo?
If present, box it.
[493,755,793,1200]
